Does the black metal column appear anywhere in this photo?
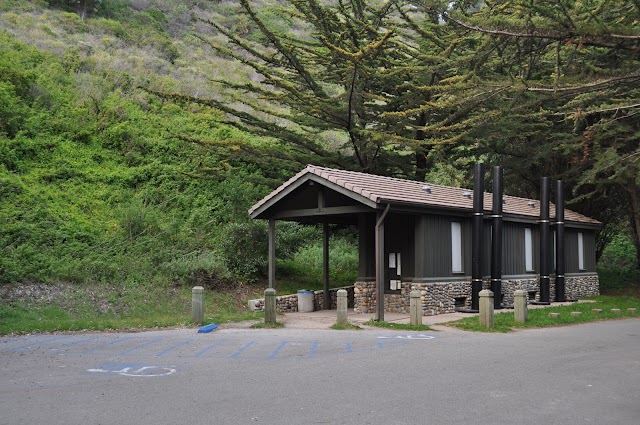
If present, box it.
[490,166,503,309]
[555,180,566,302]
[538,177,551,304]
[471,163,485,311]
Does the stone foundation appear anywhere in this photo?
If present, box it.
[353,273,599,316]
[248,286,355,312]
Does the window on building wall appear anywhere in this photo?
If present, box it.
[451,222,463,273]
[525,228,534,272]
[578,232,585,270]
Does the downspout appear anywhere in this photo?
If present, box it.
[375,204,391,322]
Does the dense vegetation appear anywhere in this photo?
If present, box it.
[0,0,637,331]
[0,0,359,296]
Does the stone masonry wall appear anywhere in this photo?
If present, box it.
[354,273,599,316]
[248,286,355,312]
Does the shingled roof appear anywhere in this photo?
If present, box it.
[249,165,600,225]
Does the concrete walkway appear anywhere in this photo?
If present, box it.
[280,300,594,329]
[281,308,471,329]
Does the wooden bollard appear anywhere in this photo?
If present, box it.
[628,308,637,315]
[514,290,528,323]
[479,289,494,328]
[592,309,603,315]
[611,308,621,315]
[548,313,560,318]
[571,311,582,317]
[410,290,422,326]
[264,288,276,324]
[336,289,348,325]
[192,286,204,324]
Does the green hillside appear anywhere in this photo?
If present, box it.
[0,1,361,332]
[1,1,637,333]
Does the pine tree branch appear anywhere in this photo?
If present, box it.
[441,12,640,52]
[525,73,640,93]
[239,0,327,98]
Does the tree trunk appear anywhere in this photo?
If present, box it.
[625,186,640,279]
[415,111,429,181]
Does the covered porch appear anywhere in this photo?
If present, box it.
[249,166,392,319]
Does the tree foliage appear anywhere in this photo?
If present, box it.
[162,0,500,179]
[436,0,640,269]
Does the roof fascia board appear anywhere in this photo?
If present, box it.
[251,173,378,219]
[250,173,314,219]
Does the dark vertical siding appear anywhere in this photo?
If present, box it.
[463,219,472,274]
[583,230,596,271]
[502,222,525,275]
[565,228,595,273]
[384,213,415,281]
[565,229,579,273]
[482,221,492,276]
[358,213,376,278]
[425,214,454,278]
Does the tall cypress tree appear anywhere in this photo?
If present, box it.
[443,0,640,269]
[161,0,493,179]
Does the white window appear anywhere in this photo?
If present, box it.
[525,228,534,272]
[578,232,585,270]
[451,222,463,273]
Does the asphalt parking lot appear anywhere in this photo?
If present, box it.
[1,319,639,425]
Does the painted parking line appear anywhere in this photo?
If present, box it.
[118,337,164,355]
[49,336,102,351]
[2,333,431,362]
[154,339,194,357]
[81,336,136,354]
[268,341,288,359]
[193,339,227,357]
[1,335,72,352]
[230,341,256,358]
[306,341,319,359]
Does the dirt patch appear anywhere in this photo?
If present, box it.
[0,282,118,314]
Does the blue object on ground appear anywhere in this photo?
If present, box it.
[197,324,218,333]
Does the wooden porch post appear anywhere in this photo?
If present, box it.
[375,205,390,321]
[323,222,330,309]
[268,219,276,289]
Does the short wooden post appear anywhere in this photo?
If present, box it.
[611,308,621,315]
[514,289,528,323]
[479,289,494,328]
[410,290,422,326]
[336,289,348,325]
[264,288,276,324]
[192,286,204,324]
[627,308,637,315]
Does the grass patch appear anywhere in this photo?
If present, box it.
[0,283,262,335]
[250,321,285,329]
[448,295,640,333]
[364,319,432,331]
[330,322,362,330]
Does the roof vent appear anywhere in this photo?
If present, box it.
[528,200,535,207]
[463,191,472,199]
[422,185,432,194]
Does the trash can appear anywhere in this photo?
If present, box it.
[297,290,315,313]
